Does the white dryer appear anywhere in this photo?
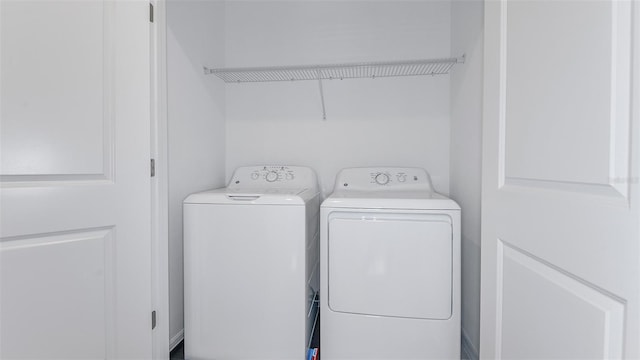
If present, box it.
[184,166,320,360]
[320,167,460,359]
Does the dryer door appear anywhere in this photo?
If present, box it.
[328,212,452,320]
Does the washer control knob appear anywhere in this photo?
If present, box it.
[397,174,407,182]
[251,172,260,180]
[265,171,279,182]
[375,173,390,185]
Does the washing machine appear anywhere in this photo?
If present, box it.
[320,167,460,359]
[184,165,320,360]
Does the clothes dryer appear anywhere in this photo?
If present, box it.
[184,166,320,360]
[320,167,460,359]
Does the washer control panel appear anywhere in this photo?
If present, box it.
[336,167,433,191]
[228,165,317,190]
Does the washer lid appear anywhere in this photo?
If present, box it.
[184,187,314,205]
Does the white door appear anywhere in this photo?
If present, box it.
[0,1,152,358]
[481,0,639,358]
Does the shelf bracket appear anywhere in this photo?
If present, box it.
[316,71,327,121]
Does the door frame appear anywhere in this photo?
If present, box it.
[150,0,170,357]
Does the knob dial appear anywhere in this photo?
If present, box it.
[265,171,279,182]
[251,172,260,180]
[397,174,407,182]
[375,173,390,185]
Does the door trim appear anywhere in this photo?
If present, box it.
[150,0,170,357]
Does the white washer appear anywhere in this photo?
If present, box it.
[321,167,460,359]
[184,166,320,360]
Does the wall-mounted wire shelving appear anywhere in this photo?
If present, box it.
[204,56,464,120]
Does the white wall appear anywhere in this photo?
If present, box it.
[167,0,226,348]
[450,1,484,359]
[224,1,452,196]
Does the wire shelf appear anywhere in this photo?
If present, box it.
[205,56,464,83]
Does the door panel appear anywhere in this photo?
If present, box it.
[0,1,152,358]
[481,0,639,358]
[499,243,624,359]
[0,229,115,359]
[503,0,631,190]
[1,1,111,178]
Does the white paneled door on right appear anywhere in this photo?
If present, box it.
[481,1,639,358]
[0,1,152,358]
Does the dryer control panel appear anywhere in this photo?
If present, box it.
[228,165,318,190]
[335,167,433,191]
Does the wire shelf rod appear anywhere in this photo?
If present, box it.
[204,56,464,83]
[202,55,465,120]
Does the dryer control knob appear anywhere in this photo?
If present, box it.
[265,171,279,182]
[375,173,390,185]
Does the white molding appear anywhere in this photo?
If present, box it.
[151,0,170,358]
[462,329,479,360]
[170,329,184,351]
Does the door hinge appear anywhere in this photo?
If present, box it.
[152,310,157,330]
[149,3,154,23]
[150,159,155,177]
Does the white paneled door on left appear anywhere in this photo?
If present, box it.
[0,1,152,358]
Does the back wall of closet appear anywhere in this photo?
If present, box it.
[224,1,452,195]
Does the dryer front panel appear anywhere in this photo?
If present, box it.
[328,212,452,320]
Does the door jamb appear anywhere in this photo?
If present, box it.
[150,0,170,357]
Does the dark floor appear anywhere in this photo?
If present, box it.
[170,341,184,360]
[311,315,320,348]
